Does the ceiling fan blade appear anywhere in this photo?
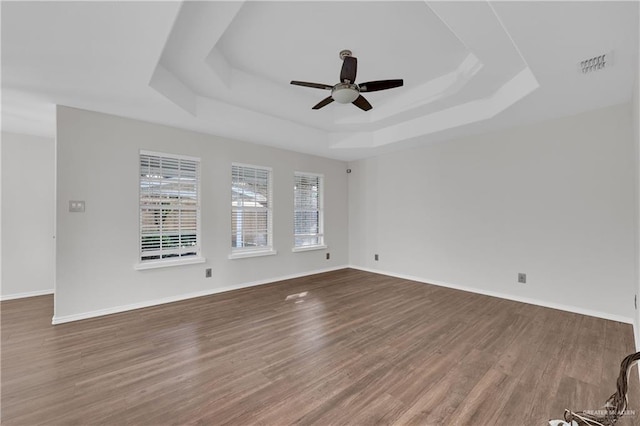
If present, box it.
[290,81,333,90]
[352,95,372,111]
[358,79,404,92]
[312,96,334,110]
[340,56,357,83]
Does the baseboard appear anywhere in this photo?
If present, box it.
[1,289,54,301]
[349,265,635,325]
[51,265,348,325]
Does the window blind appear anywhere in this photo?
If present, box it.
[231,164,272,251]
[294,173,323,247]
[139,152,200,262]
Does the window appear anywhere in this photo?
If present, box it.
[294,172,325,250]
[138,151,202,268]
[231,163,274,258]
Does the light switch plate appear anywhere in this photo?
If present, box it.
[69,200,85,213]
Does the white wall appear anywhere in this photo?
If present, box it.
[634,70,640,349]
[1,132,55,299]
[55,106,348,323]
[349,103,637,322]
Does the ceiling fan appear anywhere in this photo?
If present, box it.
[290,50,403,111]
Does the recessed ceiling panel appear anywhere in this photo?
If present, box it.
[216,1,468,87]
[3,1,637,161]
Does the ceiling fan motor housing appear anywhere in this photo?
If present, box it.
[332,83,359,104]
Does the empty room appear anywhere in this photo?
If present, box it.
[1,1,639,425]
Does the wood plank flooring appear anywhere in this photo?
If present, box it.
[2,269,638,425]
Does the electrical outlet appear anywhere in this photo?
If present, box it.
[518,273,526,284]
[326,253,330,260]
[205,268,212,278]
[375,254,379,261]
[69,200,85,213]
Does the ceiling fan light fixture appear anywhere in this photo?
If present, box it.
[290,51,403,111]
[332,83,359,104]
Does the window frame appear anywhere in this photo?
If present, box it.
[135,150,204,270]
[229,162,276,259]
[292,171,326,252]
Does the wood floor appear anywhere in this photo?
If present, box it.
[2,269,638,425]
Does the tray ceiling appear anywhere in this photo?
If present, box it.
[2,1,638,161]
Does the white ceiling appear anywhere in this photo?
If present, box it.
[2,1,638,161]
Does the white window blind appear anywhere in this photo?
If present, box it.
[231,164,273,252]
[139,151,200,263]
[294,173,323,248]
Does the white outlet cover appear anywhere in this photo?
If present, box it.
[69,200,85,212]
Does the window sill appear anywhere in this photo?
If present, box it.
[135,256,206,270]
[292,245,328,253]
[228,249,277,260]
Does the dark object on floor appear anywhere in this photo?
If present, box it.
[563,351,640,426]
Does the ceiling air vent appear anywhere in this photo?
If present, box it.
[578,51,612,74]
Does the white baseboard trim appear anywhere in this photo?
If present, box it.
[1,289,54,301]
[51,265,348,325]
[348,265,635,325]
